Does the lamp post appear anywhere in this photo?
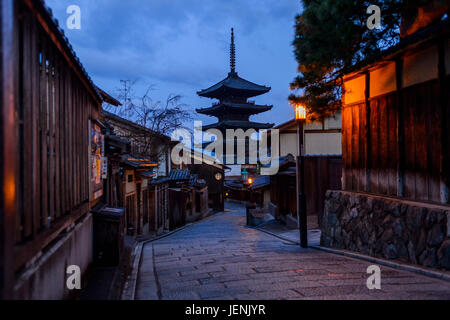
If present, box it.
[246,176,255,226]
[293,103,308,248]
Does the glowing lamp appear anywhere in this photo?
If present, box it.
[294,104,306,120]
[248,178,253,185]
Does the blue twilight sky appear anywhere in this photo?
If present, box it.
[45,0,302,128]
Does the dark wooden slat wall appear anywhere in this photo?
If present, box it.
[342,78,447,204]
[21,10,33,240]
[12,5,100,268]
[342,102,366,192]
[304,156,343,218]
[39,33,49,230]
[30,13,41,237]
[48,44,55,224]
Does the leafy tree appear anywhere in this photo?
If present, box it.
[289,0,448,119]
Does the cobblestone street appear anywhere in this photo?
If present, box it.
[135,202,450,300]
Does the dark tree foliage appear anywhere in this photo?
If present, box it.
[289,0,443,119]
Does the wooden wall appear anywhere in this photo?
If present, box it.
[12,3,99,271]
[304,156,343,220]
[270,156,342,223]
[342,76,449,204]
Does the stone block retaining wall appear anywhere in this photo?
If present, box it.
[321,190,450,270]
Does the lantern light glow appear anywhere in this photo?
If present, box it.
[294,104,306,120]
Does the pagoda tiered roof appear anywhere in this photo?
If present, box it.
[196,101,273,116]
[196,28,274,134]
[197,72,271,99]
[202,120,274,131]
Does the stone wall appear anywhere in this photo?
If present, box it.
[321,190,450,270]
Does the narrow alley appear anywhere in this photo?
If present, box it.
[134,202,450,300]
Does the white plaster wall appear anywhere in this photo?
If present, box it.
[370,62,397,97]
[125,170,136,194]
[280,133,298,157]
[324,112,342,130]
[305,132,342,156]
[344,75,366,104]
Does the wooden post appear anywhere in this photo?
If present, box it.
[396,58,405,197]
[438,39,449,204]
[364,72,371,192]
[0,0,18,299]
[296,120,307,248]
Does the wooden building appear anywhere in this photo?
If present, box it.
[102,111,174,237]
[270,117,343,228]
[0,0,111,298]
[187,163,226,212]
[148,178,170,234]
[169,169,210,224]
[102,110,172,178]
[321,15,450,269]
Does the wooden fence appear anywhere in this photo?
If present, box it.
[304,156,343,219]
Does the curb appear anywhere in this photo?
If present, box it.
[253,227,450,283]
[121,224,193,300]
[248,226,300,245]
[310,245,450,282]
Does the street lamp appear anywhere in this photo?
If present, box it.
[293,103,308,248]
[295,104,306,121]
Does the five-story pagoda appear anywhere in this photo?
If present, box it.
[196,28,274,133]
[196,29,274,175]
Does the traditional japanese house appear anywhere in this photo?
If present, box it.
[175,145,227,212]
[120,156,158,235]
[102,110,172,178]
[102,111,174,236]
[0,0,114,298]
[187,163,226,212]
[147,177,170,235]
[196,28,274,178]
[321,13,450,269]
[225,175,271,209]
[169,169,210,224]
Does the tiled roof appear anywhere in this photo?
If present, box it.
[121,155,157,168]
[225,175,270,191]
[202,120,274,131]
[196,102,273,116]
[169,169,190,181]
[197,73,271,99]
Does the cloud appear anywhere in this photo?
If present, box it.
[45,0,301,126]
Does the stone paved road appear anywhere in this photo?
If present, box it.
[135,202,450,300]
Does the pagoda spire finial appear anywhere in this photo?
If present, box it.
[230,28,236,75]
